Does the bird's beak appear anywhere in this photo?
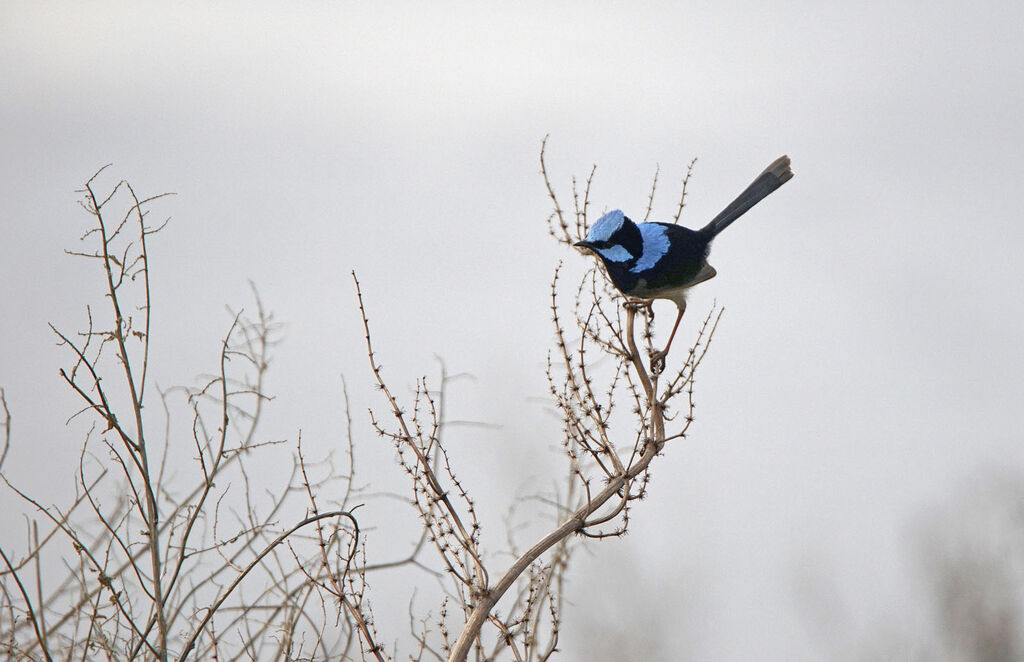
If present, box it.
[574,240,594,253]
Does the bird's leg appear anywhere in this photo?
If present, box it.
[650,301,686,374]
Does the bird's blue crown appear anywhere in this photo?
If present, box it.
[586,210,626,243]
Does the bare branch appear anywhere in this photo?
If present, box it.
[177,510,358,662]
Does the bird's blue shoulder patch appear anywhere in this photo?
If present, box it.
[586,210,625,242]
[631,223,670,273]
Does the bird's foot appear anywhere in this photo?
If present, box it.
[649,349,667,375]
[625,297,655,319]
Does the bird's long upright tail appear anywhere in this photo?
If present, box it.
[700,155,793,237]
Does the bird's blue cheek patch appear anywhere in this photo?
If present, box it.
[631,224,670,273]
[586,210,625,243]
[597,245,633,263]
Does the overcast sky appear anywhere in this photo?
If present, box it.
[2,2,1023,659]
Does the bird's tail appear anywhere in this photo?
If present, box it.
[700,155,793,237]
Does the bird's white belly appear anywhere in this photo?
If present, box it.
[630,280,692,306]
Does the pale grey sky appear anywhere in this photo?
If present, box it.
[2,2,1023,659]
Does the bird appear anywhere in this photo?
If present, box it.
[574,155,793,372]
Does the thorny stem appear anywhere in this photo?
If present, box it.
[353,272,489,597]
[449,304,670,662]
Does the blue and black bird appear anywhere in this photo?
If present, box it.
[575,155,793,371]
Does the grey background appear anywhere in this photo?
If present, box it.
[2,2,1023,659]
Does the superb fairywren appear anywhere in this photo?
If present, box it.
[575,155,793,372]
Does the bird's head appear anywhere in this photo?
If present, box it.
[573,210,643,268]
